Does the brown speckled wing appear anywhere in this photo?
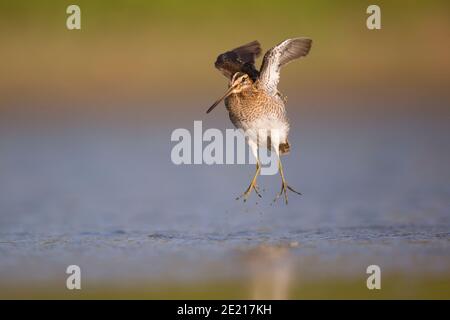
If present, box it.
[214,41,262,81]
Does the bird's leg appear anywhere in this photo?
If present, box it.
[236,160,262,201]
[274,157,301,204]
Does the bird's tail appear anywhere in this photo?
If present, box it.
[279,141,290,155]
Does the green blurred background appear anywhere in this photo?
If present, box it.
[1,0,449,119]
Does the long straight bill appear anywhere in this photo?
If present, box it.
[206,86,235,114]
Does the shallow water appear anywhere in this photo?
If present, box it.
[0,113,449,297]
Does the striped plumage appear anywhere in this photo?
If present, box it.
[224,77,291,155]
[206,38,312,203]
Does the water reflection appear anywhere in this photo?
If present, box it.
[241,244,295,299]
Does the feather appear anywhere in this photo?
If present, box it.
[258,38,312,95]
[214,40,262,81]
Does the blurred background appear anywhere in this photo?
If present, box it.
[0,0,449,298]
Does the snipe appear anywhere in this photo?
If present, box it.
[207,38,312,204]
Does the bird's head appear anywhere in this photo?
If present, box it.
[206,72,252,114]
[229,72,253,93]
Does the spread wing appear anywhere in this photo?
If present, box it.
[258,38,312,95]
[214,40,262,81]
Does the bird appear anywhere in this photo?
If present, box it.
[206,38,312,204]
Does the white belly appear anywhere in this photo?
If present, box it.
[240,116,289,148]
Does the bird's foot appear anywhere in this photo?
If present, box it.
[274,181,301,204]
[236,182,262,202]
